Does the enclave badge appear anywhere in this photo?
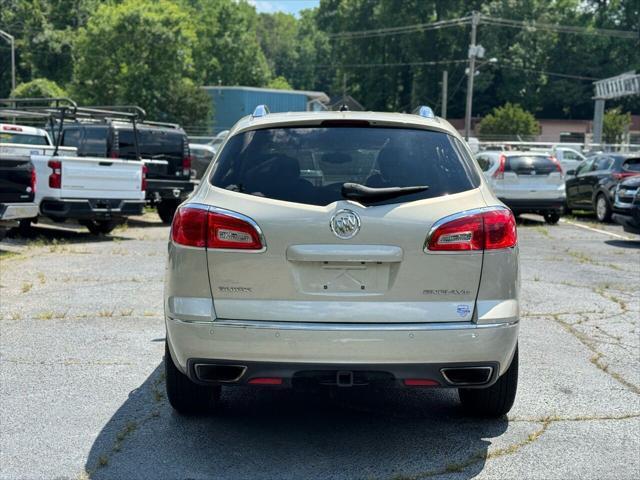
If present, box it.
[330,209,361,239]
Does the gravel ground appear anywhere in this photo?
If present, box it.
[0,213,638,480]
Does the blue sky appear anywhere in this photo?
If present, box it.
[249,0,320,16]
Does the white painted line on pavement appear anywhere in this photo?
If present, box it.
[560,219,634,240]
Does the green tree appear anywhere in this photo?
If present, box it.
[603,107,631,144]
[10,78,67,98]
[71,0,210,128]
[186,0,271,87]
[477,103,539,139]
[266,76,293,90]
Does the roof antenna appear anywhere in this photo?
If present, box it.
[339,104,349,112]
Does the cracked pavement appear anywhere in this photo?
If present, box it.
[1,213,639,479]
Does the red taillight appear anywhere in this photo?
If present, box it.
[182,155,192,176]
[426,209,517,252]
[248,377,283,385]
[492,154,506,179]
[404,379,439,387]
[171,206,263,250]
[110,151,119,159]
[30,167,36,194]
[48,160,62,189]
[141,164,148,192]
[549,156,563,173]
[207,211,263,249]
[612,172,638,181]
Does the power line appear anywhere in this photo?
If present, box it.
[497,64,600,81]
[328,16,472,39]
[327,13,636,40]
[315,59,468,69]
[480,15,638,39]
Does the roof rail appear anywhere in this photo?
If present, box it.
[252,104,269,118]
[413,105,435,119]
[140,120,181,129]
[80,105,147,121]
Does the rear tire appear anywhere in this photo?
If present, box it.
[544,212,560,224]
[165,342,221,414]
[17,219,34,237]
[595,194,612,223]
[459,346,518,418]
[82,219,118,235]
[157,200,179,225]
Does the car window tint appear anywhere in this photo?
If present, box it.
[504,155,557,175]
[119,129,184,160]
[210,127,481,207]
[61,128,82,150]
[621,158,640,172]
[476,156,493,172]
[0,132,48,145]
[82,127,108,157]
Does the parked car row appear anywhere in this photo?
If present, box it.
[475,146,640,230]
[0,98,199,236]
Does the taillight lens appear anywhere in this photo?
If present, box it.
[549,156,563,173]
[141,164,148,192]
[426,209,517,251]
[48,160,62,189]
[182,155,192,176]
[492,155,506,179]
[30,167,36,194]
[171,206,263,250]
[207,211,263,249]
[612,172,638,181]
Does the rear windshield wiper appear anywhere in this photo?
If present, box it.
[341,182,429,202]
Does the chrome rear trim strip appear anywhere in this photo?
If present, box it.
[210,319,518,331]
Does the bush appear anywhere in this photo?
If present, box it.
[477,103,539,140]
[10,78,67,99]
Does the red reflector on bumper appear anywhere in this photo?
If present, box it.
[404,379,439,387]
[248,377,283,385]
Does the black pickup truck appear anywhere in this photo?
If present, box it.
[56,117,195,223]
[0,154,38,239]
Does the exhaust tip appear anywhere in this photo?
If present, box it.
[194,364,246,383]
[441,366,493,386]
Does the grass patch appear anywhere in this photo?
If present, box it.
[97,310,115,318]
[21,282,33,293]
[37,272,46,284]
[119,309,134,317]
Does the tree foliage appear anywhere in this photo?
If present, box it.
[477,103,540,139]
[1,0,638,132]
[603,107,632,144]
[71,0,210,127]
[10,78,67,98]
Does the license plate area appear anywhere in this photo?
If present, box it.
[290,260,396,295]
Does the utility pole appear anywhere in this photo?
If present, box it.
[464,12,480,141]
[441,70,448,119]
[0,29,16,93]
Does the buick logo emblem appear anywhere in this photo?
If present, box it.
[330,209,361,239]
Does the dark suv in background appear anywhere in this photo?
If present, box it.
[565,154,640,222]
[58,119,195,223]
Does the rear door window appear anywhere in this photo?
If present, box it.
[594,157,613,171]
[622,158,640,172]
[210,126,480,206]
[504,155,557,175]
[118,129,184,161]
[82,127,109,157]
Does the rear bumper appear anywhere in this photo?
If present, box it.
[40,198,145,220]
[0,203,39,221]
[166,317,519,384]
[498,197,565,214]
[146,178,195,202]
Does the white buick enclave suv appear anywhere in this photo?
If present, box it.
[164,106,520,417]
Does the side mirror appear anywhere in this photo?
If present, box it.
[566,169,576,176]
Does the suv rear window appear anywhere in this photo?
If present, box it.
[210,127,480,206]
[118,129,184,160]
[505,155,557,175]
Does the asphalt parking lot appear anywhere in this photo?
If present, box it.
[0,213,638,480]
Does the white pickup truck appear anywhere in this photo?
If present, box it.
[0,123,145,234]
